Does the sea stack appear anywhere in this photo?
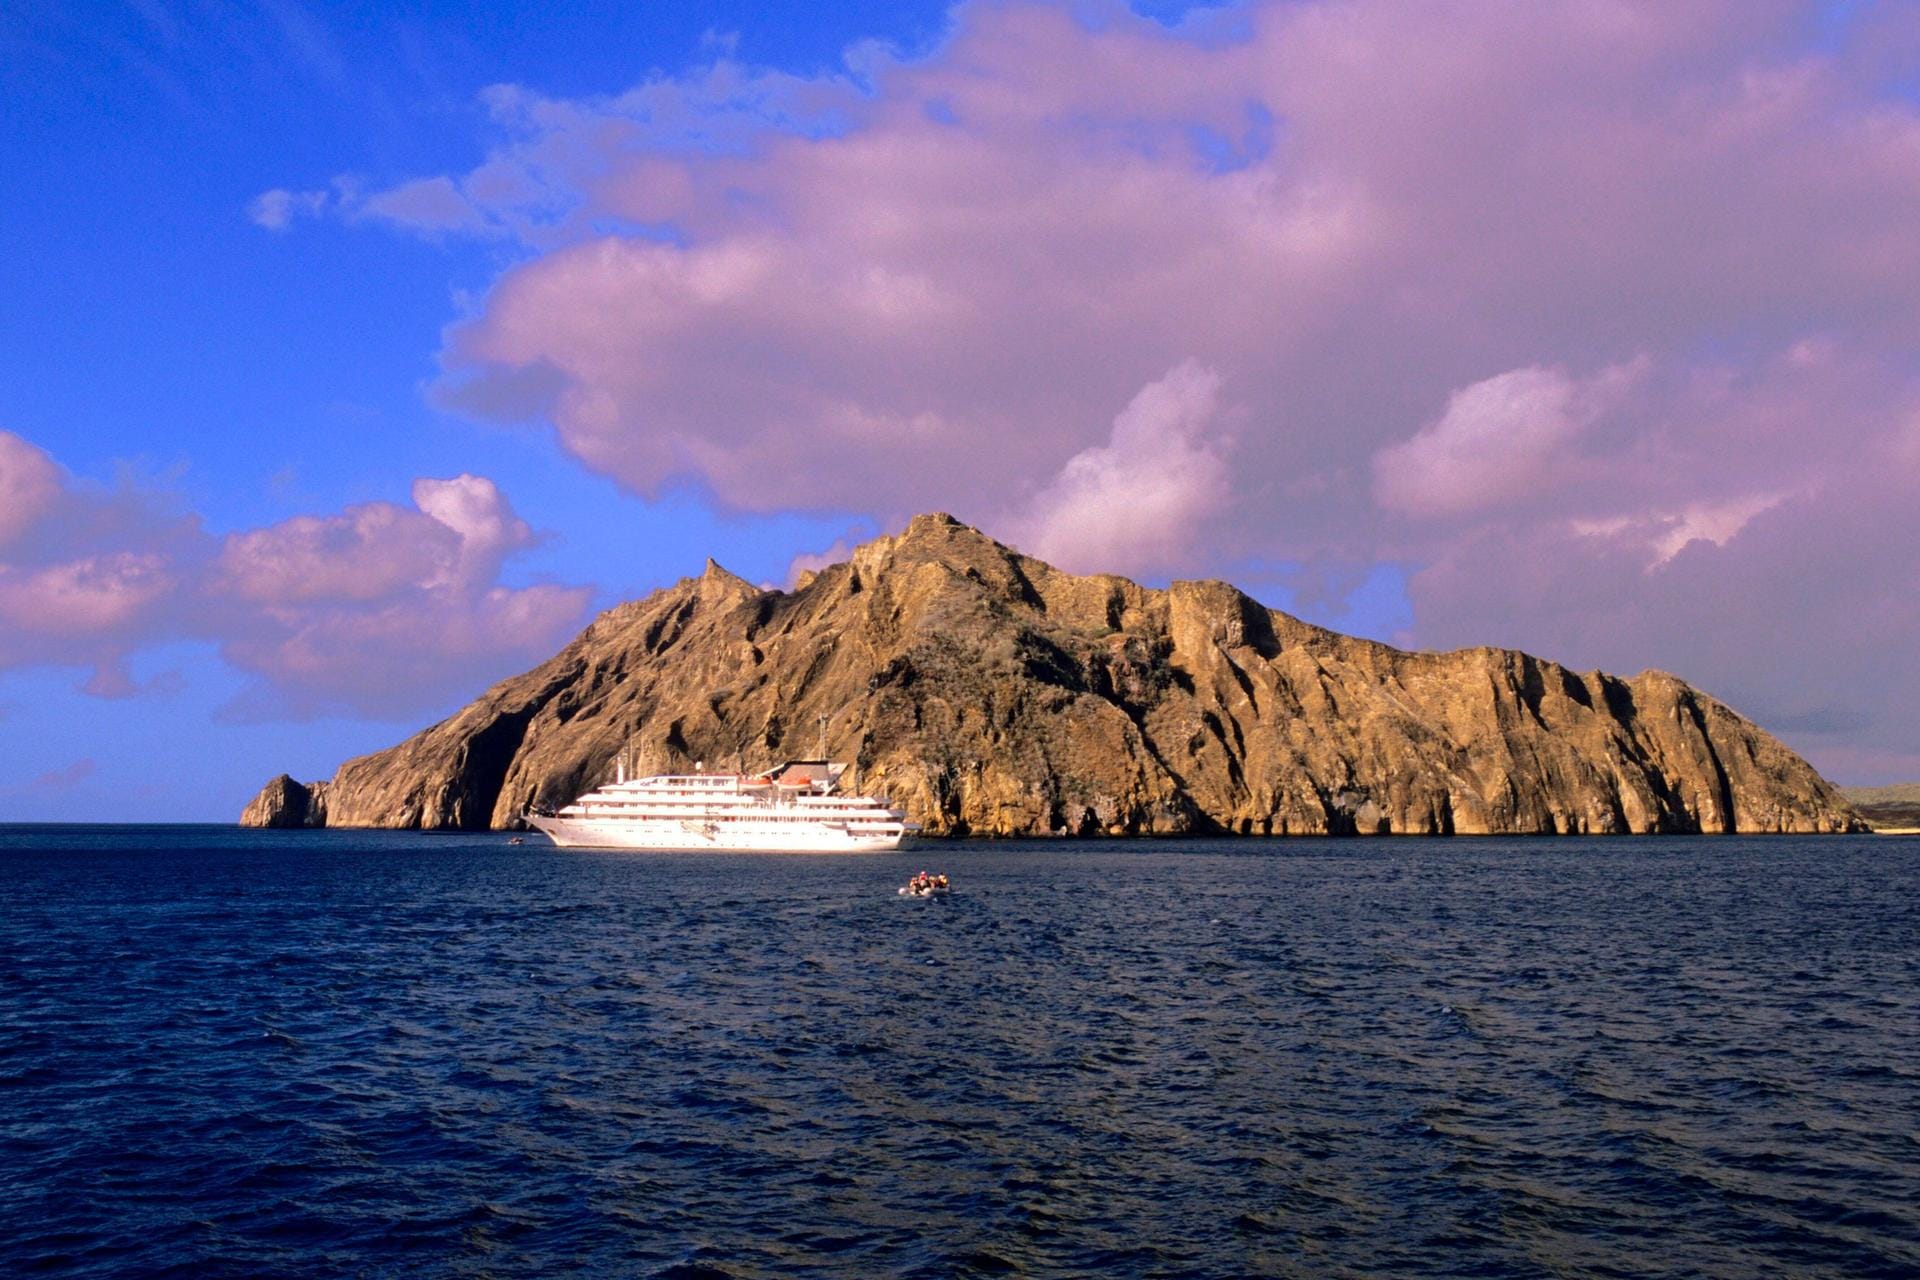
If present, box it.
[238,774,330,829]
[242,513,1865,836]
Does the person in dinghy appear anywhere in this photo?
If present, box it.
[898,871,950,897]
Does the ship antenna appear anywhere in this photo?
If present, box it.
[817,712,829,763]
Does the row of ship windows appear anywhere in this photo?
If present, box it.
[594,794,868,804]
[560,809,898,821]
[566,802,893,813]
[610,782,822,792]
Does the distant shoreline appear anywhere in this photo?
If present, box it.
[1839,784,1920,834]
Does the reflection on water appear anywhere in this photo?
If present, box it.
[1,827,1916,1277]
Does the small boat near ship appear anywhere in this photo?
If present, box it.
[525,756,916,853]
[898,871,949,897]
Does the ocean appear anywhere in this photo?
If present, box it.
[1,826,1915,1278]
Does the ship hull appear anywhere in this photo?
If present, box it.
[526,813,907,853]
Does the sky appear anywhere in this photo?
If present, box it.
[2,0,1917,821]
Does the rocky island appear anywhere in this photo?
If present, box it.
[243,513,1863,836]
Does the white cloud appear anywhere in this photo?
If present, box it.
[0,431,591,718]
[1004,360,1231,575]
[1373,362,1642,518]
[1572,491,1788,568]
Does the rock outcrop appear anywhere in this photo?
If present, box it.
[241,514,1865,836]
[238,773,330,828]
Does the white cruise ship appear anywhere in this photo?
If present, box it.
[525,759,916,852]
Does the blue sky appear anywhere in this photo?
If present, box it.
[1,0,948,544]
[0,0,1318,821]
[3,1,1916,820]
[0,1,945,818]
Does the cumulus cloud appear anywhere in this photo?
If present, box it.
[0,431,592,718]
[208,473,588,717]
[391,4,1920,539]
[284,0,1920,777]
[0,432,61,545]
[0,432,205,691]
[409,474,539,587]
[1004,360,1231,574]
[1373,362,1643,518]
[217,503,458,605]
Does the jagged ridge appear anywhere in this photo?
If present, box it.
[244,514,1865,836]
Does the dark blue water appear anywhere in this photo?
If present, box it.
[1,828,1916,1278]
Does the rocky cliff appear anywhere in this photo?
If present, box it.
[239,774,330,828]
[242,513,1864,836]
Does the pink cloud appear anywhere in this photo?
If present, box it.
[215,584,590,720]
[1003,359,1233,574]
[217,503,461,604]
[1571,491,1788,569]
[0,432,61,546]
[0,553,177,636]
[409,474,539,587]
[0,432,205,689]
[411,3,1920,540]
[209,474,588,717]
[213,475,540,606]
[0,432,592,718]
[1373,362,1644,518]
[286,0,1920,776]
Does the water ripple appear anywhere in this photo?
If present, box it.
[0,827,1916,1277]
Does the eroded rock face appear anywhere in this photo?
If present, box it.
[241,515,1865,836]
[239,774,330,829]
